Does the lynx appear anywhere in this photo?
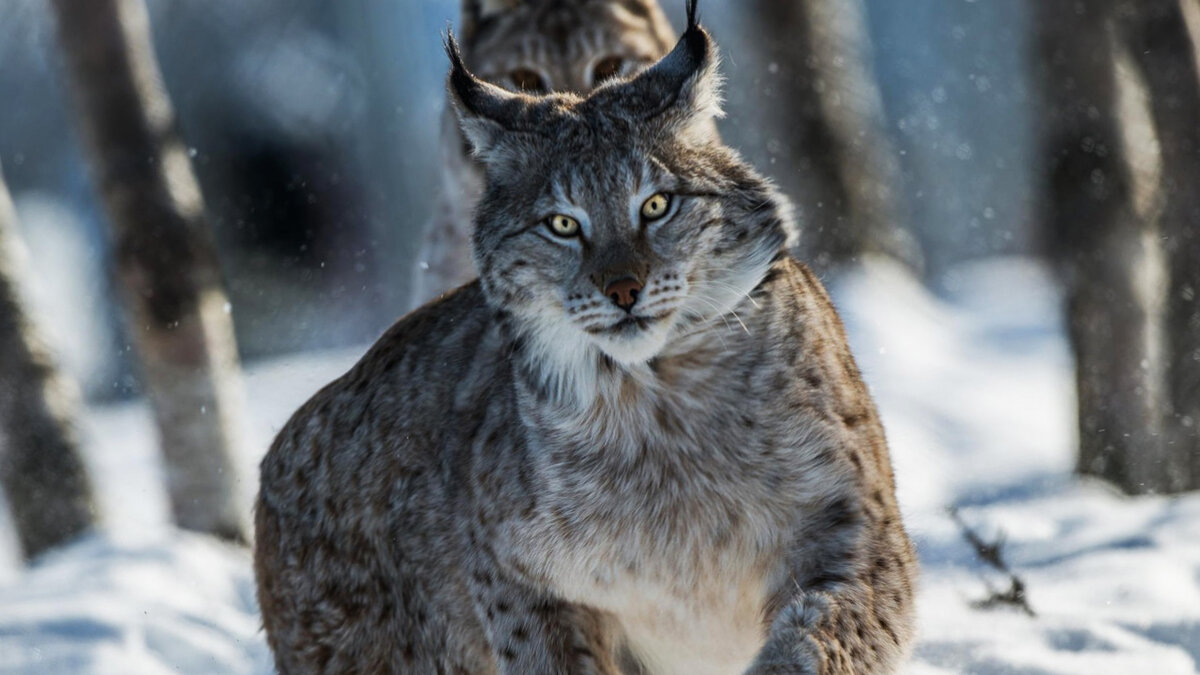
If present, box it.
[255,3,917,673]
[410,0,678,308]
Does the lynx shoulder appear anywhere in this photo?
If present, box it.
[257,3,917,673]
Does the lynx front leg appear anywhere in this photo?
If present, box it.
[467,556,621,675]
[749,584,908,674]
[748,493,917,674]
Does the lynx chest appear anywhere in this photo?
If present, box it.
[511,374,832,674]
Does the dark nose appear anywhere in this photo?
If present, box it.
[603,276,643,313]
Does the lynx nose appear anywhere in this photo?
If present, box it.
[603,276,643,313]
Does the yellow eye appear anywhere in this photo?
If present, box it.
[547,214,580,237]
[641,193,672,220]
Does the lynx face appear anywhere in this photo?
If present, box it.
[461,0,676,96]
[450,17,790,368]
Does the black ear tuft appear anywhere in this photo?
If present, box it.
[677,0,708,73]
[444,28,464,67]
[444,28,484,116]
[444,27,467,77]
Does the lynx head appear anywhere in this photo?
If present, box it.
[460,0,676,95]
[448,1,790,373]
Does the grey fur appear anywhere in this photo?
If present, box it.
[411,0,677,308]
[257,8,917,674]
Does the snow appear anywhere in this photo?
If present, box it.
[835,258,1200,674]
[2,256,1198,674]
[0,533,270,674]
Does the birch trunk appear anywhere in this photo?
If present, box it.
[49,0,249,540]
[1120,0,1200,490]
[1037,0,1199,494]
[0,162,98,558]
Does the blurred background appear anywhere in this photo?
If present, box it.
[0,0,1036,398]
[1,0,1199,672]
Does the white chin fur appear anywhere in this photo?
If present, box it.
[591,317,675,366]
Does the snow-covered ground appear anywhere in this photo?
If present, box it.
[1,257,1197,674]
[836,260,1200,674]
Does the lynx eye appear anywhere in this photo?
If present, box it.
[510,68,548,94]
[592,56,625,84]
[546,214,581,238]
[640,193,672,221]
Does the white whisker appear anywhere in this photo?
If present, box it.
[728,309,750,335]
[685,293,736,349]
[703,278,762,310]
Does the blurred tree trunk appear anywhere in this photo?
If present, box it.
[748,0,917,274]
[0,162,97,558]
[1119,0,1200,489]
[50,0,249,541]
[1037,0,1199,494]
[1036,0,1156,492]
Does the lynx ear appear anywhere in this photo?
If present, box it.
[444,30,530,160]
[601,0,722,141]
[461,0,524,41]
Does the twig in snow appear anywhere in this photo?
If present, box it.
[948,506,1037,617]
